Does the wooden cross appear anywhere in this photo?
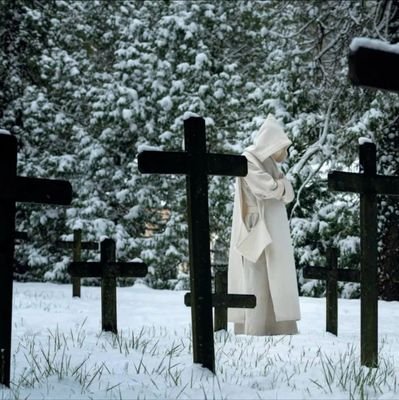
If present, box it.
[348,41,399,92]
[57,229,98,297]
[303,247,360,336]
[184,263,256,332]
[68,238,147,334]
[138,117,252,373]
[0,133,72,387]
[329,142,399,367]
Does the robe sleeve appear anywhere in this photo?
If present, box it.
[243,159,285,200]
[281,177,295,204]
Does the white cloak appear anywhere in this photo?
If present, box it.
[228,114,301,328]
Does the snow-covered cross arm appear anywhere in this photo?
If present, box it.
[349,37,399,92]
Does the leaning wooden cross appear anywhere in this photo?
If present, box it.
[329,141,399,367]
[68,238,147,333]
[138,117,256,373]
[303,247,360,336]
[57,229,98,297]
[0,133,72,387]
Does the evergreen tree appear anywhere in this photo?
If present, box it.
[1,0,397,298]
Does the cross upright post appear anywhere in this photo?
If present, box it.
[359,143,378,367]
[57,229,98,297]
[101,239,117,333]
[214,264,228,332]
[138,116,252,373]
[0,134,17,387]
[68,238,147,334]
[73,229,83,297]
[326,248,338,335]
[0,133,72,387]
[185,118,214,370]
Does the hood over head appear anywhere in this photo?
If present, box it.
[245,114,292,162]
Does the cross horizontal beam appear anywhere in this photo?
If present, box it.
[138,151,247,177]
[303,266,360,283]
[184,293,256,308]
[138,152,188,174]
[349,45,399,92]
[328,171,399,195]
[68,262,148,278]
[0,176,73,204]
[56,241,98,250]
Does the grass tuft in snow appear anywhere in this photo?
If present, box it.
[4,323,398,400]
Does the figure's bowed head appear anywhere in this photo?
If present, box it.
[249,114,292,164]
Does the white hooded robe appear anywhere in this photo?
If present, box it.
[228,114,301,335]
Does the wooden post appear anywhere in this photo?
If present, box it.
[184,118,214,371]
[0,133,72,387]
[68,238,147,334]
[101,239,117,333]
[326,248,338,335]
[214,265,228,332]
[138,116,249,373]
[72,229,82,297]
[0,134,17,387]
[359,143,378,367]
[56,231,98,298]
[303,248,360,336]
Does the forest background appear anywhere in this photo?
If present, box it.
[1,0,399,300]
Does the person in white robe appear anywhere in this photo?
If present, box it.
[228,114,301,335]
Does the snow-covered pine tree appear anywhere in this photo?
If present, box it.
[2,0,398,299]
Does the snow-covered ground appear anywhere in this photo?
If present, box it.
[1,282,398,399]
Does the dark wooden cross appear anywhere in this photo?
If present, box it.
[184,264,256,332]
[329,142,399,367]
[303,247,360,336]
[57,229,98,297]
[68,238,147,334]
[348,40,399,92]
[0,133,72,387]
[138,117,254,373]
